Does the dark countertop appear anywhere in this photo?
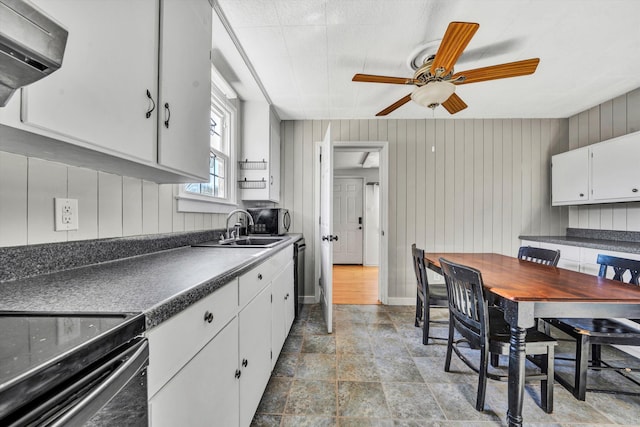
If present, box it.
[0,234,300,329]
[519,235,640,255]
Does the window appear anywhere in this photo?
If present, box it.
[178,67,237,213]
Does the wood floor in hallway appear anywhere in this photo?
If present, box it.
[332,265,379,305]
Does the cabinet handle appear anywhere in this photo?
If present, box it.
[284,293,289,300]
[258,273,263,280]
[633,189,639,193]
[270,175,274,185]
[234,369,241,379]
[242,358,248,367]
[145,89,156,119]
[579,193,584,197]
[164,102,171,128]
[204,311,214,324]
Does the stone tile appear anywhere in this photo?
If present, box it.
[334,321,370,337]
[284,380,336,416]
[413,357,476,384]
[273,352,299,377]
[305,320,328,335]
[403,337,449,357]
[336,335,373,355]
[583,390,640,425]
[382,382,444,420]
[370,336,411,359]
[337,419,395,427]
[367,323,400,338]
[362,311,393,324]
[338,354,380,382]
[302,335,336,354]
[374,356,423,383]
[289,319,306,336]
[281,415,337,426]
[296,353,336,380]
[250,413,281,427]
[337,381,391,418]
[256,377,291,414]
[282,334,303,353]
[429,383,502,422]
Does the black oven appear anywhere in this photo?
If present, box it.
[0,312,147,426]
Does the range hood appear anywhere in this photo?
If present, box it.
[0,0,68,107]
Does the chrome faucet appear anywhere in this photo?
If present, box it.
[225,209,254,240]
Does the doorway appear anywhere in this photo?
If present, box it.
[315,142,388,305]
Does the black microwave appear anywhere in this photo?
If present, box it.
[248,208,291,235]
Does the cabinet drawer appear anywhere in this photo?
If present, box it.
[239,246,293,307]
[146,280,238,398]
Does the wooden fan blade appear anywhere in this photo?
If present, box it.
[441,93,467,114]
[431,22,479,75]
[376,94,412,116]
[353,74,417,85]
[452,58,540,85]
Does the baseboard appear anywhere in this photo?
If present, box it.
[302,295,319,304]
[385,297,415,306]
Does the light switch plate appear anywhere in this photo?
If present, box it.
[54,198,79,231]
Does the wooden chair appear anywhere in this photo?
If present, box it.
[544,254,640,400]
[439,257,557,413]
[411,244,448,345]
[518,246,560,266]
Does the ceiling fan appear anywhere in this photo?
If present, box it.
[352,22,540,116]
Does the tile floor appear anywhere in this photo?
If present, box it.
[251,304,640,426]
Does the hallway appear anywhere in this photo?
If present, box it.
[332,265,379,305]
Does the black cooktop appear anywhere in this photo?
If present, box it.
[0,312,145,420]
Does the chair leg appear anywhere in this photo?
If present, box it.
[422,301,430,345]
[490,353,500,367]
[591,343,602,368]
[542,345,554,413]
[476,345,489,412]
[574,334,589,401]
[415,293,422,327]
[444,321,455,372]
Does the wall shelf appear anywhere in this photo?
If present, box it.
[238,178,266,189]
[238,159,267,170]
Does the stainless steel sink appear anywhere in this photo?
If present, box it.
[193,236,287,248]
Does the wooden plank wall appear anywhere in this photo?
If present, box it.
[281,118,569,301]
[568,87,640,231]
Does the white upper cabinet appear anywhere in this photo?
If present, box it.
[551,130,640,206]
[157,0,211,179]
[21,0,158,164]
[551,147,590,205]
[0,0,211,183]
[240,100,281,202]
[591,133,640,202]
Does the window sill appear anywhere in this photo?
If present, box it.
[176,194,237,214]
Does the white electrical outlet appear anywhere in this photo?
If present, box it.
[55,198,79,231]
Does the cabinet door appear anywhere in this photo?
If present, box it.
[21,0,157,163]
[551,147,590,205]
[269,121,281,202]
[158,0,211,180]
[271,269,286,368]
[591,134,640,202]
[239,285,272,427]
[150,317,240,427]
[282,261,296,335]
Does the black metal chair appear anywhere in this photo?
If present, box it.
[411,244,448,345]
[544,254,640,401]
[439,257,557,413]
[518,246,560,266]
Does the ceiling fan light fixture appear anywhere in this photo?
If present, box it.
[411,81,455,109]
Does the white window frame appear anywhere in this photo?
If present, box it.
[177,74,238,214]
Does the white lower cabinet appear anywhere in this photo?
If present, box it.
[239,285,273,427]
[149,317,239,427]
[147,246,295,427]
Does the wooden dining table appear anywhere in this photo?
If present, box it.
[424,252,640,427]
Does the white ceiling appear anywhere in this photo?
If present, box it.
[214,0,640,121]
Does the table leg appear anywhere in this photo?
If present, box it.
[507,325,527,427]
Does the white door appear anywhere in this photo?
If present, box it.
[333,178,363,264]
[319,125,333,334]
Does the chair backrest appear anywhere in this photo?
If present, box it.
[597,254,640,285]
[411,244,428,294]
[439,258,489,349]
[517,246,560,266]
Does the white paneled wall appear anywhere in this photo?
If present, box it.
[0,152,227,247]
[568,87,640,231]
[281,118,569,301]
